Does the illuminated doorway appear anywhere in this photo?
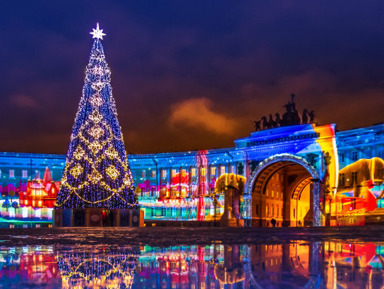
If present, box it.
[247,154,321,227]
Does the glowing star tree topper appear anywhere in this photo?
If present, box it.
[56,24,138,209]
[90,22,106,40]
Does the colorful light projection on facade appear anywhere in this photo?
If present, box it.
[3,119,384,226]
[214,173,246,226]
[132,122,384,226]
[313,124,339,195]
[242,124,337,227]
[137,149,225,222]
[0,167,57,223]
[331,157,384,225]
[19,167,59,208]
[136,123,340,225]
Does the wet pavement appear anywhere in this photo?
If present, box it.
[0,225,383,247]
[1,226,384,288]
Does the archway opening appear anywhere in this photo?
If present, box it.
[252,161,315,227]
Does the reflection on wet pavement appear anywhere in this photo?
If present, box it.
[0,246,60,288]
[57,246,139,288]
[0,241,384,288]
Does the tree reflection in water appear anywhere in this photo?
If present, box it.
[56,246,139,289]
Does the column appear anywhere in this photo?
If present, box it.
[312,179,322,227]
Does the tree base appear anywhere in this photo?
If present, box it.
[54,208,144,227]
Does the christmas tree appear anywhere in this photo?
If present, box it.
[56,23,138,209]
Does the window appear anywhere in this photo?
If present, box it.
[172,169,177,177]
[22,207,28,219]
[141,170,146,178]
[378,147,384,158]
[210,167,216,176]
[340,153,345,162]
[365,147,372,158]
[162,170,167,178]
[9,170,15,178]
[379,168,384,180]
[201,167,206,176]
[230,165,235,174]
[151,170,156,178]
[191,168,196,177]
[352,151,358,161]
[22,170,28,179]
[352,172,358,186]
[151,187,156,197]
[220,166,226,175]
[339,173,345,186]
[181,169,186,175]
[255,204,259,216]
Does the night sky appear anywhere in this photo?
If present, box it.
[2,1,384,155]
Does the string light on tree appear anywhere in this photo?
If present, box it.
[56,23,138,209]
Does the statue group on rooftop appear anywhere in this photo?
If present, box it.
[254,94,315,131]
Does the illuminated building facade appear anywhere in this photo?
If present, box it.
[1,122,384,226]
[0,153,64,224]
[19,167,59,209]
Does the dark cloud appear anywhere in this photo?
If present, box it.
[1,1,384,154]
[11,94,39,108]
[168,98,237,135]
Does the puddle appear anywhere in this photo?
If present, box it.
[0,240,383,288]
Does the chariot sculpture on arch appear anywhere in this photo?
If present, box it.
[254,93,315,131]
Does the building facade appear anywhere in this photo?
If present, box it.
[1,122,384,226]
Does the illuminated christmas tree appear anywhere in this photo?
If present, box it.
[56,23,138,209]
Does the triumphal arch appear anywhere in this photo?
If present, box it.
[235,123,338,227]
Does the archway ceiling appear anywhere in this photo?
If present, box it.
[253,161,312,195]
